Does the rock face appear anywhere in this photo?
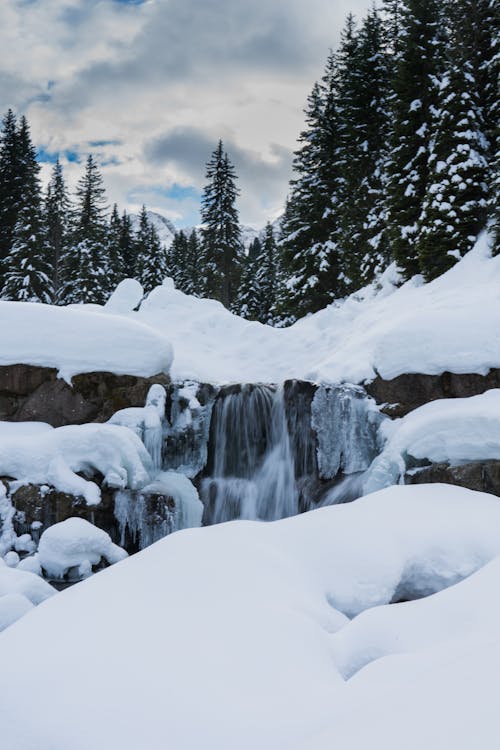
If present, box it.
[406,461,500,497]
[365,369,500,417]
[0,364,170,426]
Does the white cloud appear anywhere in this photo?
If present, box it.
[0,0,371,227]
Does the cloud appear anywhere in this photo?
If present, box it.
[0,0,372,227]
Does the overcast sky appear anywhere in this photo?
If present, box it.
[0,0,371,228]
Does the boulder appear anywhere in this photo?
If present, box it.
[406,461,500,497]
[0,364,170,426]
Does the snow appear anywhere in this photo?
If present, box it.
[0,421,154,505]
[103,278,144,313]
[136,232,500,384]
[363,388,500,493]
[142,471,203,530]
[129,209,176,248]
[1,484,500,749]
[38,517,128,579]
[0,300,172,380]
[0,593,34,632]
[0,562,55,605]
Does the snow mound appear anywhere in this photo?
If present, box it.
[1,484,500,750]
[38,518,128,579]
[0,421,154,505]
[104,278,144,313]
[0,563,56,605]
[0,300,173,380]
[363,388,500,493]
[0,593,34,632]
[136,232,500,383]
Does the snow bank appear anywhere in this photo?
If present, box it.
[0,300,172,380]
[1,484,500,749]
[38,518,128,579]
[0,593,34,631]
[136,232,500,383]
[0,421,153,504]
[364,389,500,493]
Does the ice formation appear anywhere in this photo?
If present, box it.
[109,384,168,471]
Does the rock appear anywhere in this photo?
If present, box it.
[0,364,170,426]
[365,369,500,417]
[406,461,500,497]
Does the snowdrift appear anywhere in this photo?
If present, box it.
[1,484,500,749]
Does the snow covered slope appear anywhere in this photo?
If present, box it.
[137,232,500,383]
[0,301,173,379]
[1,484,500,750]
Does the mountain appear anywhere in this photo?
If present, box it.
[129,211,177,248]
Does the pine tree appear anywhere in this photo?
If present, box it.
[2,116,53,303]
[169,230,189,290]
[107,204,125,291]
[279,66,343,321]
[385,0,445,278]
[237,237,263,320]
[186,229,202,295]
[135,205,169,293]
[120,210,136,278]
[59,154,109,304]
[45,159,70,300]
[0,110,22,289]
[200,141,243,308]
[256,223,279,323]
[416,6,490,279]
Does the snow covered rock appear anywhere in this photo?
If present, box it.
[0,301,173,380]
[363,389,500,494]
[104,278,144,314]
[0,421,154,505]
[0,593,34,632]
[38,517,128,579]
[0,563,55,605]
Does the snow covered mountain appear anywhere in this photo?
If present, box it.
[129,210,177,248]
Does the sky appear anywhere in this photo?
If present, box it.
[0,0,371,229]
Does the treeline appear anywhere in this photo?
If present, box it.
[0,111,172,303]
[0,0,497,323]
[278,0,499,320]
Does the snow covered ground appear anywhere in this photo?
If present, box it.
[1,484,500,749]
[136,231,500,384]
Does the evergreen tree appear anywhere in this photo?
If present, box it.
[185,229,202,295]
[279,67,343,321]
[135,205,169,293]
[107,203,125,290]
[237,237,263,320]
[0,109,22,289]
[416,8,490,279]
[2,116,52,303]
[257,223,279,323]
[200,141,243,308]
[45,159,70,300]
[169,230,189,290]
[59,154,109,304]
[385,0,444,278]
[120,210,136,278]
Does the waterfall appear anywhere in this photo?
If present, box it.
[201,385,300,524]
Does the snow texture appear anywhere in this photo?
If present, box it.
[0,421,154,505]
[1,485,500,749]
[363,388,500,493]
[0,300,172,380]
[103,278,144,313]
[38,517,128,579]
